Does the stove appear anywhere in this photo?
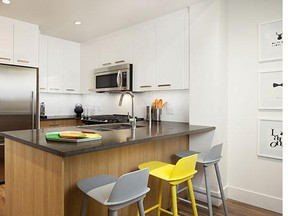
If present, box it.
[81,114,130,125]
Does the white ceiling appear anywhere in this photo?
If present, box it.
[0,0,201,43]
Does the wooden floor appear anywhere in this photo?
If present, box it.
[0,184,281,216]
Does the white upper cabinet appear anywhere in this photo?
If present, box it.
[0,16,39,67]
[155,9,189,90]
[47,36,64,93]
[0,17,13,65]
[133,21,156,91]
[39,35,48,92]
[63,40,80,93]
[81,41,99,93]
[40,35,81,94]
[98,30,132,67]
[14,21,39,67]
[114,31,133,64]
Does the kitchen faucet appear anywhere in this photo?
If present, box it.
[118,91,136,130]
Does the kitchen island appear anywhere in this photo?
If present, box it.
[1,121,215,216]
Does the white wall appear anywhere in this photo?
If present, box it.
[39,93,82,116]
[81,90,189,122]
[40,90,189,122]
[189,0,282,213]
[188,0,229,204]
[227,0,282,213]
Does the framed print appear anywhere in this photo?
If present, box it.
[258,70,282,110]
[258,20,283,62]
[258,118,282,160]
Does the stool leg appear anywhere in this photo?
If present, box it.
[203,165,213,216]
[187,179,198,216]
[171,185,178,216]
[157,180,163,216]
[80,194,88,216]
[137,199,145,216]
[214,163,229,216]
[108,209,117,216]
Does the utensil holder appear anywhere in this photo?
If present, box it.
[152,108,161,122]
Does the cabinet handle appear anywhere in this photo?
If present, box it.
[158,84,171,87]
[115,60,125,64]
[66,88,75,91]
[49,124,60,127]
[102,63,112,66]
[140,85,152,88]
[17,59,29,64]
[50,88,60,91]
[40,87,46,90]
[0,57,11,61]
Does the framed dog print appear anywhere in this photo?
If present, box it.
[258,20,283,62]
[258,118,282,160]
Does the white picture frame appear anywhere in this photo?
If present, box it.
[258,20,283,62]
[258,70,283,110]
[258,118,282,160]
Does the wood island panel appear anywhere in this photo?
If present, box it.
[5,135,189,216]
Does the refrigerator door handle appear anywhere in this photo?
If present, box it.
[31,91,35,130]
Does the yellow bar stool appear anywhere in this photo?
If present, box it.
[137,154,198,216]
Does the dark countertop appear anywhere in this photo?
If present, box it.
[40,115,80,121]
[0,121,215,157]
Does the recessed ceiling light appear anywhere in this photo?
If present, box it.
[74,21,82,25]
[2,0,11,4]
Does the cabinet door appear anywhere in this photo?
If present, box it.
[39,35,48,92]
[47,37,63,92]
[98,36,115,67]
[114,31,133,64]
[156,9,189,90]
[14,21,39,67]
[133,22,156,91]
[0,17,13,65]
[63,40,80,93]
[81,41,98,93]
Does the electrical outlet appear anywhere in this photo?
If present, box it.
[166,106,174,115]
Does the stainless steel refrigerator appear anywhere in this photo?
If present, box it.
[0,64,39,184]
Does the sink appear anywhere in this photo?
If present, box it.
[79,123,146,131]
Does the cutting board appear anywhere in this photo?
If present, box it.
[46,131,102,143]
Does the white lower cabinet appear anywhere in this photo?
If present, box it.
[39,34,80,94]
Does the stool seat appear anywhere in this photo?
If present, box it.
[175,143,228,216]
[77,169,150,216]
[138,154,199,216]
[176,150,222,164]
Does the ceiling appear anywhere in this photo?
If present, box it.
[0,0,201,43]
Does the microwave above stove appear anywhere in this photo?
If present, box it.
[94,64,132,92]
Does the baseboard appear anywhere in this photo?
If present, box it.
[227,185,282,214]
[192,185,229,207]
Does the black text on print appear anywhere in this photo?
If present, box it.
[270,129,283,148]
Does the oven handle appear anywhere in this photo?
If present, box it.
[117,70,123,88]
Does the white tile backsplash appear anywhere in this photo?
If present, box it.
[40,90,189,122]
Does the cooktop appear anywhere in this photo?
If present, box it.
[81,114,143,125]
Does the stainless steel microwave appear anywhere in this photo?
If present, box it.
[94,64,133,92]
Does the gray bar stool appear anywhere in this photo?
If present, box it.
[77,168,150,216]
[175,143,228,216]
